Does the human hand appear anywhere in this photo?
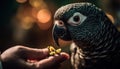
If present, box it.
[1,45,69,69]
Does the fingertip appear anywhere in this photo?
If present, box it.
[60,52,70,60]
[50,52,69,63]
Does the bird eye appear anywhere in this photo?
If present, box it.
[68,12,87,26]
[73,15,80,22]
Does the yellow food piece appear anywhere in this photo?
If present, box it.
[48,46,62,56]
[55,49,61,54]
[49,52,56,56]
[48,46,55,52]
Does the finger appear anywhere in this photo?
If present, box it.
[25,48,49,60]
[16,46,49,60]
[35,52,69,69]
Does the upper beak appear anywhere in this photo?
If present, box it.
[53,25,64,46]
[52,25,72,47]
[53,32,60,46]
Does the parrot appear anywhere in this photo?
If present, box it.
[52,2,120,69]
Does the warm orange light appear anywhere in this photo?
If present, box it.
[31,8,38,19]
[29,0,46,9]
[59,39,72,47]
[21,16,35,29]
[29,0,41,8]
[37,9,51,23]
[106,13,114,23]
[16,0,27,3]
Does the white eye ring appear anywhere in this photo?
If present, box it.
[68,12,87,26]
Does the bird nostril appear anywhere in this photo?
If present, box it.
[59,22,63,24]
[58,21,64,26]
[55,20,64,26]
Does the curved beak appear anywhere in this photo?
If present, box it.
[52,25,72,47]
[53,32,60,46]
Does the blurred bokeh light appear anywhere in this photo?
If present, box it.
[29,0,41,9]
[16,0,27,3]
[21,16,34,29]
[37,9,51,24]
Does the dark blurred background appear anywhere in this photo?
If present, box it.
[0,0,120,69]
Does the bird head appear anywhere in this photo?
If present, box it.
[53,2,106,46]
